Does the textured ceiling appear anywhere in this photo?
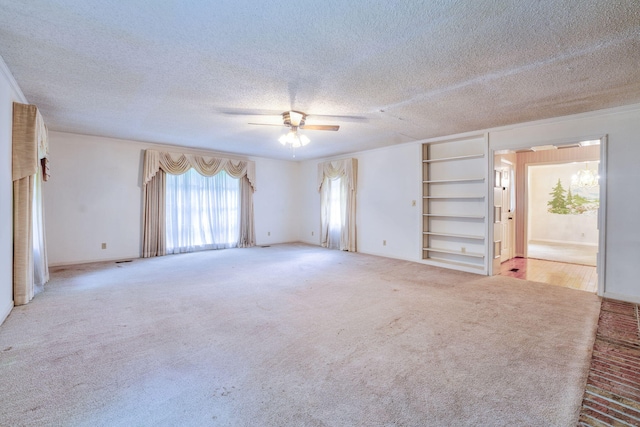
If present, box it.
[1,0,639,160]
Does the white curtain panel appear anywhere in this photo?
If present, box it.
[318,158,357,252]
[33,166,49,291]
[166,169,240,254]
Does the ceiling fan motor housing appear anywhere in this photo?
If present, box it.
[282,111,306,128]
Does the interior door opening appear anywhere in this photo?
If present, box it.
[491,138,604,294]
[526,161,599,267]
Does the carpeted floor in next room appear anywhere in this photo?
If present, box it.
[0,243,601,426]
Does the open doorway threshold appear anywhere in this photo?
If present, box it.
[500,257,597,292]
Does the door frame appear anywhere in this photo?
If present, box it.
[499,160,515,262]
[487,135,608,296]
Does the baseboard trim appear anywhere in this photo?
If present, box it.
[529,239,598,247]
[603,292,640,305]
[296,238,321,246]
[0,299,14,326]
[49,255,141,267]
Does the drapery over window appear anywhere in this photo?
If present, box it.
[318,158,357,252]
[12,102,50,306]
[142,149,256,257]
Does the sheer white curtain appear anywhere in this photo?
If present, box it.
[166,169,240,254]
[142,149,256,257]
[318,158,357,251]
[33,163,49,292]
[323,176,348,249]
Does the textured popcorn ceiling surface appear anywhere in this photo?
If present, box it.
[1,1,639,160]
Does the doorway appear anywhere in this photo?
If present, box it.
[526,161,599,266]
[490,138,605,295]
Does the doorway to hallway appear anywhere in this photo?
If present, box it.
[491,139,604,293]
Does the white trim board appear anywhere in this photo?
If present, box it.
[0,299,13,326]
[0,54,26,103]
[528,239,598,247]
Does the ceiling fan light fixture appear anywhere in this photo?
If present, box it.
[279,128,310,149]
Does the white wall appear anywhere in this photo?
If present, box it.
[45,133,143,264]
[355,144,422,260]
[298,143,422,261]
[0,57,27,324]
[297,159,321,245]
[252,158,300,245]
[45,132,299,265]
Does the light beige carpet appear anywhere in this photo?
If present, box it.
[0,243,601,426]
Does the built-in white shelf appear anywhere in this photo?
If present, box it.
[422,257,485,270]
[423,231,485,240]
[422,154,484,163]
[423,178,485,184]
[423,196,485,200]
[422,247,485,258]
[423,214,485,219]
[422,137,488,273]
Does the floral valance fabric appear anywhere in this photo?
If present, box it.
[143,149,256,191]
[317,158,357,193]
[12,102,48,182]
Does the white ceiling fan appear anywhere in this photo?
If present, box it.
[248,110,340,149]
[248,110,340,131]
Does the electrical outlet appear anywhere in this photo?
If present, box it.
[383,240,387,246]
[101,243,107,250]
[412,200,416,206]
[267,231,271,236]
[311,231,314,236]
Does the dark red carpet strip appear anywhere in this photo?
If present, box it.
[578,299,640,426]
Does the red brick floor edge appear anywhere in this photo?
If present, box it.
[577,299,640,426]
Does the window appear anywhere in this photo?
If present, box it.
[318,158,357,252]
[326,177,345,249]
[165,169,240,254]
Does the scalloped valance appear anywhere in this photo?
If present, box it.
[317,158,357,193]
[12,102,48,182]
[143,149,256,191]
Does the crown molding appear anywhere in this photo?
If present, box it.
[0,54,27,103]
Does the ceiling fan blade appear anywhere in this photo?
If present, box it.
[248,122,286,127]
[307,114,368,122]
[300,124,340,131]
[219,108,284,116]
